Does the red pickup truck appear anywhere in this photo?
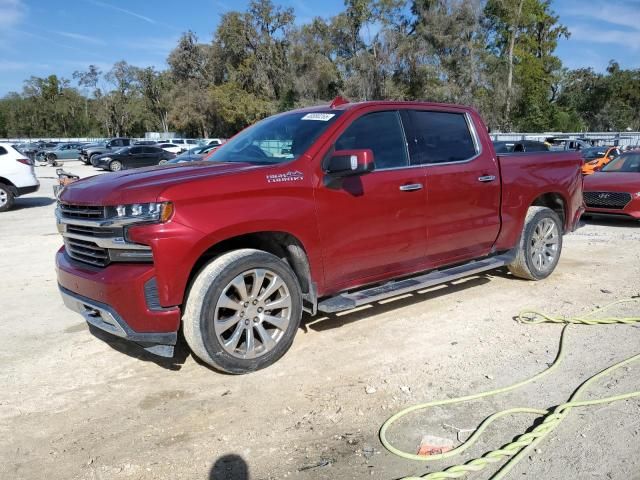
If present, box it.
[56,100,584,373]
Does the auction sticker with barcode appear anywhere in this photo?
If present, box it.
[301,113,336,121]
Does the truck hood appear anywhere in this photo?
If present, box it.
[584,172,640,192]
[59,161,258,205]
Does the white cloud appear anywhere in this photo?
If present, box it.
[0,61,51,72]
[0,0,25,29]
[87,0,157,25]
[569,24,640,51]
[570,2,640,32]
[52,31,107,46]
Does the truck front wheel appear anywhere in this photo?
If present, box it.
[183,249,303,374]
[508,206,563,280]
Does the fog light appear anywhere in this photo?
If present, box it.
[116,205,126,217]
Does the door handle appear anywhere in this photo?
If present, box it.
[399,183,423,192]
[477,175,496,183]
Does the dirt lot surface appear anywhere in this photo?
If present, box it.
[1,161,639,480]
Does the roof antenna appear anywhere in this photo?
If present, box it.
[330,96,349,108]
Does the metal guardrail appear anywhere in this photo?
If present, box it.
[491,132,640,147]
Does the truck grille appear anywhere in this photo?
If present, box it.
[584,191,631,210]
[66,224,122,238]
[64,238,110,267]
[58,203,106,219]
[57,202,152,268]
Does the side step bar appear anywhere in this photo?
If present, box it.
[317,250,516,314]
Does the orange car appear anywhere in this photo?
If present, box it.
[581,146,621,175]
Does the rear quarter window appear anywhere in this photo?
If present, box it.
[406,110,477,164]
[0,146,7,155]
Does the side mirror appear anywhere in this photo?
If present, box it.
[325,149,374,177]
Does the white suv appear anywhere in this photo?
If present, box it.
[0,143,40,212]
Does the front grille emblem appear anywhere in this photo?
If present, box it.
[598,193,610,199]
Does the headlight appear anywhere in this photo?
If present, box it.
[634,192,640,199]
[101,156,112,161]
[107,202,174,223]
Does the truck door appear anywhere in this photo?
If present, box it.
[404,109,501,265]
[314,110,428,291]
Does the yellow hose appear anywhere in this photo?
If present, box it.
[379,298,640,479]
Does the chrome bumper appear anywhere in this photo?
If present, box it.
[59,286,176,357]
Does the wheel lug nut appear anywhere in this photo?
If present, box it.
[240,311,244,317]
[253,317,259,323]
[252,300,258,305]
[244,319,249,325]
[244,302,249,307]
[257,307,263,313]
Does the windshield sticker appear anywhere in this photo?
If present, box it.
[301,113,335,121]
[266,171,304,183]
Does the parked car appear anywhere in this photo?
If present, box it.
[18,141,59,161]
[547,137,592,151]
[133,140,159,146]
[167,144,219,163]
[92,145,175,171]
[156,142,184,155]
[55,99,583,372]
[81,138,131,165]
[37,142,86,166]
[493,140,550,153]
[168,138,199,147]
[582,152,640,220]
[206,138,225,147]
[0,142,39,212]
[581,146,621,175]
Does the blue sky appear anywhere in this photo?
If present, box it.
[0,0,639,95]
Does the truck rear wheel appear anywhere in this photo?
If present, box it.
[508,206,563,280]
[183,249,303,374]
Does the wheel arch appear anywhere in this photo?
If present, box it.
[531,192,567,232]
[185,231,315,307]
[0,177,18,194]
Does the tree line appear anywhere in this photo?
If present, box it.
[1,0,639,139]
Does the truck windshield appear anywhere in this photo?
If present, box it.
[209,110,343,165]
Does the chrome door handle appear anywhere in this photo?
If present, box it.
[399,183,423,192]
[477,175,496,183]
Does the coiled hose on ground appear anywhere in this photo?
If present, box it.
[379,298,640,480]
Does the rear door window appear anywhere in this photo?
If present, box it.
[406,110,477,165]
[0,147,7,155]
[130,147,144,154]
[334,111,408,169]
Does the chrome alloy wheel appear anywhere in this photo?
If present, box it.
[530,217,559,272]
[0,189,7,207]
[214,268,292,359]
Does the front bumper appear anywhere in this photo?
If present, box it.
[56,249,181,356]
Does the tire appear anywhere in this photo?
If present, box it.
[158,159,168,165]
[183,249,303,374]
[46,153,57,164]
[89,153,100,166]
[508,206,563,280]
[0,183,15,212]
[109,160,123,172]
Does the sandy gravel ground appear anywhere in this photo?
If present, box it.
[1,161,639,480]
